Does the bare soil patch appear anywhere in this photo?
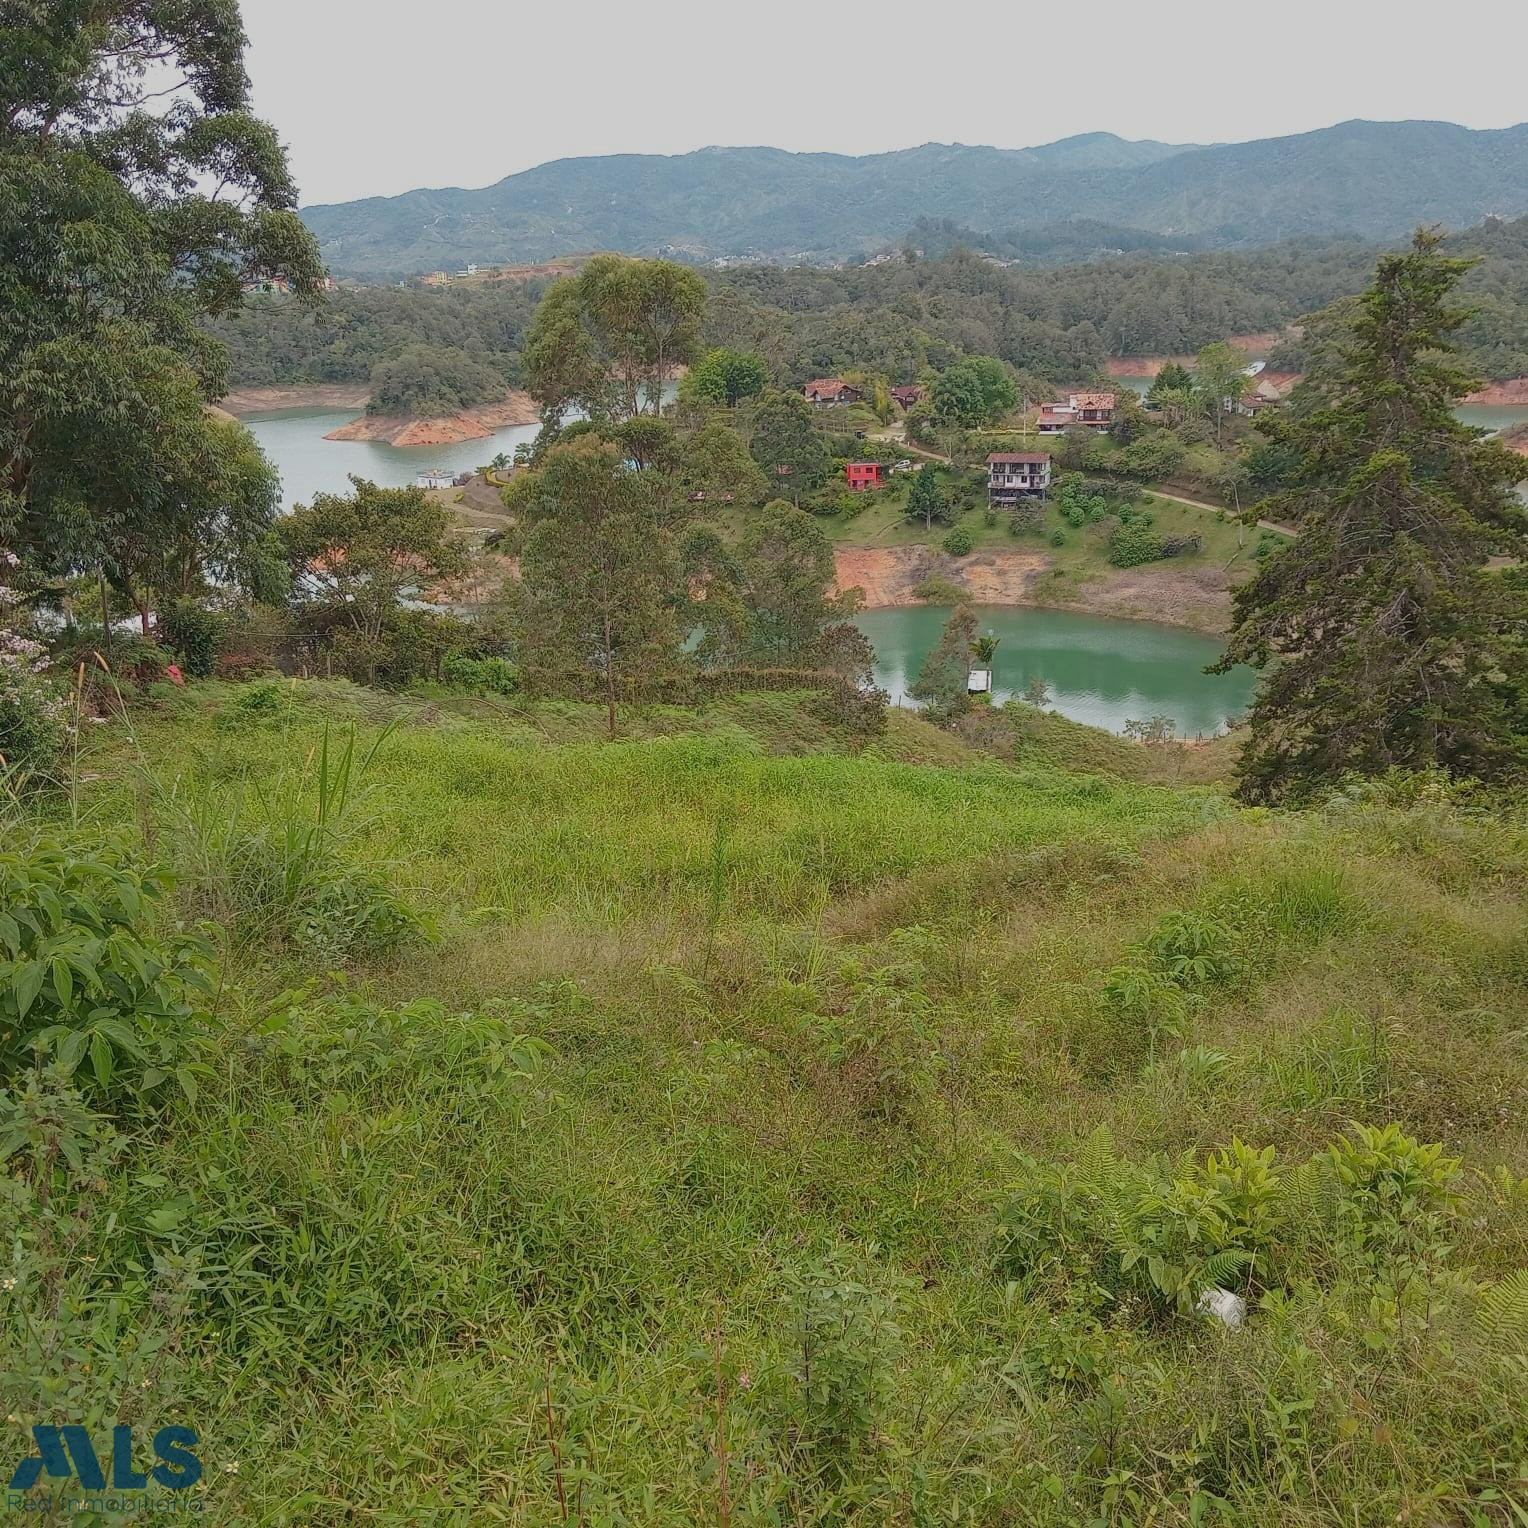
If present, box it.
[325,392,539,447]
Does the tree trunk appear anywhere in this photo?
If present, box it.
[603,608,617,739]
[96,566,113,663]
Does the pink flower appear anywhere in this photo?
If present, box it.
[165,663,185,687]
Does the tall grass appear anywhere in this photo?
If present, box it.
[5,680,1526,1523]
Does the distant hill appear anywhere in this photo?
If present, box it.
[302,121,1528,277]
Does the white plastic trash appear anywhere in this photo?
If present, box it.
[1197,1287,1246,1328]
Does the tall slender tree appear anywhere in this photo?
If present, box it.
[909,604,977,721]
[1213,231,1528,801]
[515,438,688,736]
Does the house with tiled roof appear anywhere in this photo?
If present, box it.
[801,378,863,406]
[987,452,1051,505]
[1037,391,1116,433]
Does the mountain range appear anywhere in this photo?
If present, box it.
[301,119,1528,278]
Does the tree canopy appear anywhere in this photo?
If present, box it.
[1215,231,1528,801]
[523,256,706,425]
[1,0,322,592]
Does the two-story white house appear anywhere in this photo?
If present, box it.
[987,452,1052,505]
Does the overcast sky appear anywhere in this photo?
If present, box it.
[241,0,1528,207]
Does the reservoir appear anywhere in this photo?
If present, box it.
[854,604,1258,737]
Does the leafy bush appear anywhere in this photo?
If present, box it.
[942,524,974,557]
[1009,501,1043,535]
[1049,529,1066,548]
[0,836,213,1104]
[441,652,520,695]
[0,631,71,785]
[1159,532,1203,558]
[777,1250,910,1470]
[1052,475,1112,527]
[1107,521,1165,568]
[160,599,225,679]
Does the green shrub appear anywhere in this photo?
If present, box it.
[441,651,520,695]
[942,524,974,557]
[0,632,70,786]
[0,836,213,1105]
[1107,521,1165,568]
[1009,501,1043,535]
[1049,529,1066,548]
[160,599,225,678]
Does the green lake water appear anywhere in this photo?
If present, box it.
[855,604,1258,737]
[242,407,543,510]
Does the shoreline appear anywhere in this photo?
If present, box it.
[323,391,540,446]
[833,545,1231,635]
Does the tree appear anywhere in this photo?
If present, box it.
[1146,363,1194,409]
[1213,231,1528,802]
[909,604,977,721]
[1,1,321,598]
[109,415,281,631]
[682,423,768,506]
[730,501,858,667]
[367,345,507,417]
[931,357,1018,428]
[1192,342,1249,445]
[680,348,768,408]
[972,633,1000,665]
[905,464,948,531]
[748,390,830,502]
[279,477,465,651]
[523,257,705,424]
[515,437,688,736]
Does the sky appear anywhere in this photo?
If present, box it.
[241,0,1528,207]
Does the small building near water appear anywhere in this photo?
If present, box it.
[845,461,887,492]
[968,669,992,696]
[415,469,456,490]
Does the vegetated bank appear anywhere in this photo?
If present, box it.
[7,677,1526,1522]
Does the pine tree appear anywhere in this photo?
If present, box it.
[1214,231,1528,802]
[909,605,976,722]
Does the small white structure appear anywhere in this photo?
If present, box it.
[415,469,455,490]
[968,669,992,696]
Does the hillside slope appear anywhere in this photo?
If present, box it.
[302,120,1528,274]
[9,681,1526,1522]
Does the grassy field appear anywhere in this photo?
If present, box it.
[5,681,1527,1523]
[817,466,1254,568]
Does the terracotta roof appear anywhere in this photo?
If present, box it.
[1072,391,1116,409]
[802,377,847,395]
[988,452,1050,465]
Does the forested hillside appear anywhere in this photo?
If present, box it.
[213,217,1528,399]
[299,121,1528,275]
[208,279,545,390]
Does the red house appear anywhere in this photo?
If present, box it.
[845,461,887,492]
[889,385,923,409]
